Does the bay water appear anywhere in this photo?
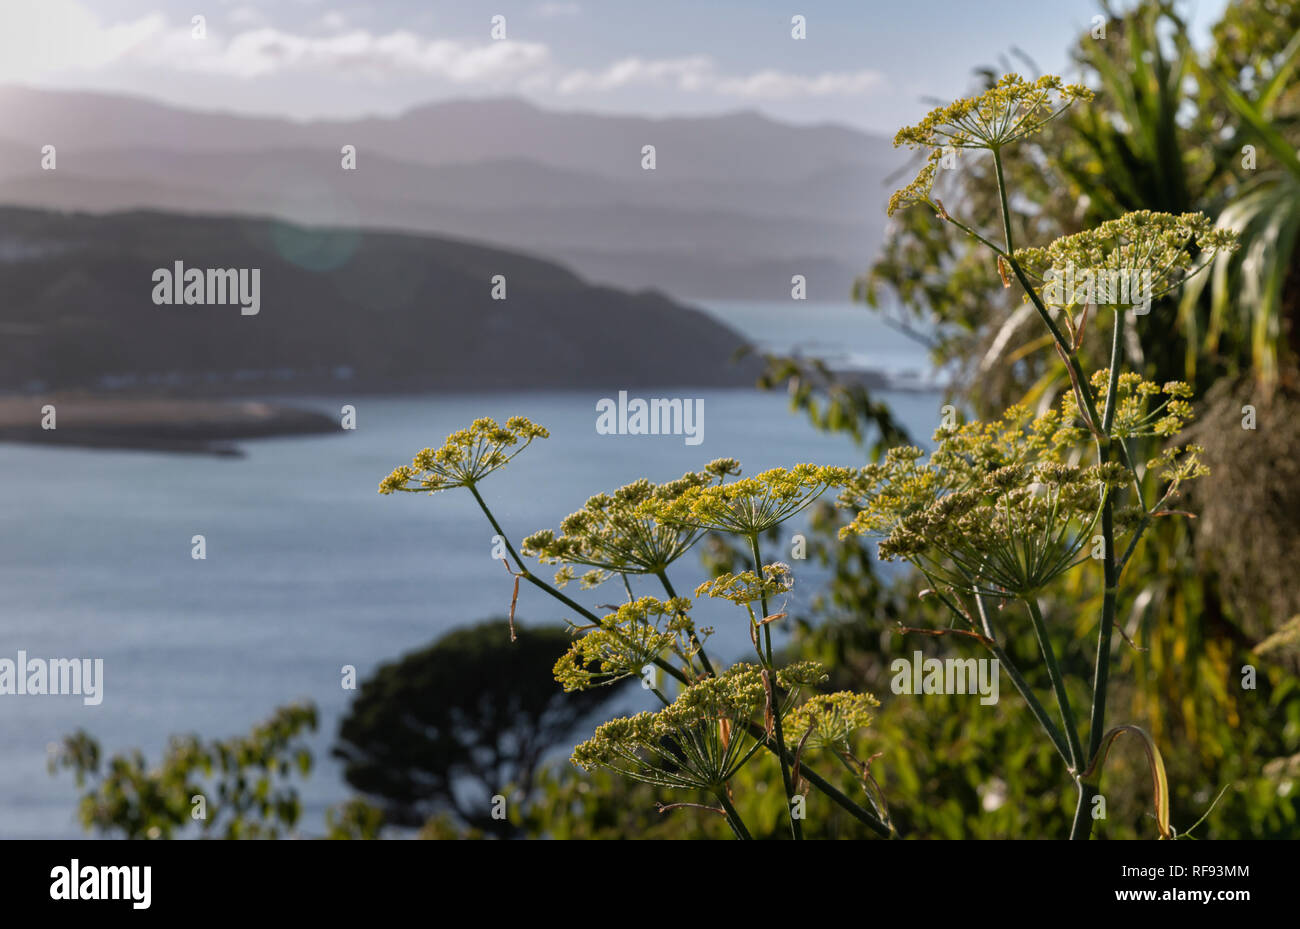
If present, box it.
[0,301,942,838]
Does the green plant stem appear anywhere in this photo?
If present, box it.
[970,588,997,640]
[466,486,886,835]
[1116,439,1148,508]
[992,147,1070,349]
[468,482,608,627]
[748,535,775,663]
[991,147,1105,433]
[739,717,893,837]
[1024,598,1085,773]
[938,209,1011,257]
[749,533,802,840]
[716,789,753,840]
[1089,507,1119,769]
[468,482,527,569]
[991,152,1124,840]
[987,641,1074,768]
[656,569,717,677]
[1071,781,1097,840]
[931,587,1073,768]
[1076,309,1126,841]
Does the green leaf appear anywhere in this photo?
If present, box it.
[1190,55,1300,180]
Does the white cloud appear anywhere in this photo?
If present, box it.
[166,28,551,81]
[553,56,885,99]
[0,1,167,80]
[715,69,886,99]
[0,1,545,83]
[555,56,713,94]
[0,1,882,102]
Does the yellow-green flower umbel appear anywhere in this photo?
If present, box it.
[1062,370,1198,440]
[1013,211,1240,312]
[570,661,826,791]
[888,74,1092,216]
[785,691,879,754]
[379,416,548,494]
[694,562,795,606]
[839,404,1134,598]
[553,596,705,692]
[695,563,797,659]
[648,465,852,537]
[522,459,739,590]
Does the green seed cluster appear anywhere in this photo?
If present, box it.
[570,664,766,789]
[839,405,1076,538]
[887,149,945,219]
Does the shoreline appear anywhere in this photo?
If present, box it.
[0,372,942,456]
[0,395,339,456]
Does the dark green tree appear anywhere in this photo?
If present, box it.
[333,620,612,835]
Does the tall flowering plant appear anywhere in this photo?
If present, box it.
[876,73,1235,838]
[379,75,1237,839]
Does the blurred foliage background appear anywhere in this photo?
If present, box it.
[55,0,1300,840]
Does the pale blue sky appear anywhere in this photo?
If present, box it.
[1,0,1231,131]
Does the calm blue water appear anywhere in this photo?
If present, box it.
[0,302,941,838]
[701,299,943,389]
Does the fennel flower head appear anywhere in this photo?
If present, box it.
[552,596,704,692]
[1065,370,1198,440]
[785,691,880,753]
[522,459,740,590]
[570,661,826,791]
[1060,370,1210,490]
[1014,211,1241,311]
[695,562,794,605]
[889,74,1092,216]
[378,416,548,494]
[839,405,1133,598]
[647,464,853,537]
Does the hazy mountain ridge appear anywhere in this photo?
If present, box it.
[0,87,904,299]
[0,87,895,179]
[0,206,761,394]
